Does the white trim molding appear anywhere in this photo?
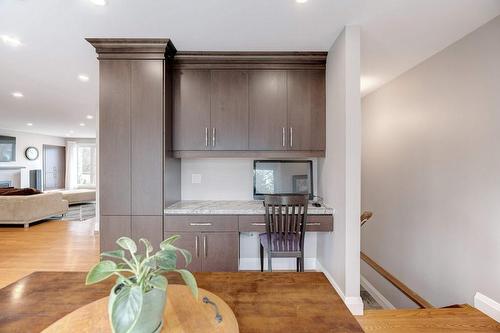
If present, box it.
[474,292,500,323]
[360,275,395,309]
[317,260,364,315]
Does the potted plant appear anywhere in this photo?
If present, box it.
[86,235,198,333]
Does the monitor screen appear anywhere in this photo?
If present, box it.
[253,160,313,200]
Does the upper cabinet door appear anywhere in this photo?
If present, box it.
[210,71,249,150]
[287,70,326,151]
[249,71,288,150]
[173,70,211,151]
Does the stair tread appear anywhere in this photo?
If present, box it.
[357,306,500,332]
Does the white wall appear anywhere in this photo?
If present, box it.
[0,128,65,187]
[181,158,319,270]
[361,15,500,308]
[316,26,362,314]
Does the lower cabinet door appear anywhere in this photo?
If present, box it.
[201,232,239,272]
[131,216,163,253]
[100,216,131,252]
[165,231,202,272]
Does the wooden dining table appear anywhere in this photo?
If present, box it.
[0,271,364,333]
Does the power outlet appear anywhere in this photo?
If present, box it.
[191,173,202,184]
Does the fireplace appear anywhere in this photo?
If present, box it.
[0,180,12,188]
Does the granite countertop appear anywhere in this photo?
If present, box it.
[164,200,335,215]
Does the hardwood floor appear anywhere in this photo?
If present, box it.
[0,219,99,289]
[357,306,500,332]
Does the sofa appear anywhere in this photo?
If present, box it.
[58,189,96,205]
[0,192,69,227]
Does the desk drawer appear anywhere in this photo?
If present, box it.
[164,215,238,232]
[238,215,333,232]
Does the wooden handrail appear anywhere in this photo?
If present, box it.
[360,211,433,309]
[360,251,433,309]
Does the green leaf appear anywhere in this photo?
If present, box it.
[160,235,180,248]
[142,255,157,269]
[149,275,167,291]
[139,238,153,254]
[116,237,137,254]
[160,243,192,267]
[86,260,117,285]
[175,269,198,299]
[156,250,177,270]
[111,285,143,333]
[100,250,125,260]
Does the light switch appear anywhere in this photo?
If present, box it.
[191,173,202,184]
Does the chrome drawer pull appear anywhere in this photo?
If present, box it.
[307,222,321,226]
[195,235,199,258]
[251,223,266,226]
[189,223,213,226]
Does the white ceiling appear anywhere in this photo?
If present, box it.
[1,0,499,138]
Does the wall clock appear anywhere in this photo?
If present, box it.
[25,146,39,161]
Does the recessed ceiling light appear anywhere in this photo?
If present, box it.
[296,0,308,3]
[80,123,86,127]
[90,0,107,6]
[1,35,22,47]
[12,91,24,98]
[26,123,33,126]
[86,115,94,120]
[78,74,90,82]
[69,130,75,134]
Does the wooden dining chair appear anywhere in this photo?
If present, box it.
[260,194,309,272]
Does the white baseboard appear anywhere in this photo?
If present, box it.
[239,257,317,271]
[316,260,364,315]
[474,292,500,323]
[360,275,395,309]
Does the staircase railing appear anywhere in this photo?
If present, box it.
[360,211,433,309]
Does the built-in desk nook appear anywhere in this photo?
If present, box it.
[164,200,334,272]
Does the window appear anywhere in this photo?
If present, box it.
[77,144,96,186]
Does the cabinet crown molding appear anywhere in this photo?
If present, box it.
[174,51,327,69]
[86,38,177,60]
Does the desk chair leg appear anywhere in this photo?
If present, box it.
[268,255,272,272]
[296,258,300,272]
[260,244,264,272]
[300,256,304,272]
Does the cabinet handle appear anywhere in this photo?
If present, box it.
[212,128,216,147]
[307,222,321,226]
[282,127,286,147]
[195,235,199,258]
[205,127,208,147]
[189,223,213,226]
[251,223,266,226]
[203,235,207,258]
[290,127,293,148]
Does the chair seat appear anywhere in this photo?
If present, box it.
[259,233,302,253]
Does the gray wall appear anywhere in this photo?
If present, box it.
[361,15,500,308]
[317,26,363,314]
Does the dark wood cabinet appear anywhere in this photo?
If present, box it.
[173,70,211,151]
[287,70,326,151]
[99,60,132,216]
[131,61,164,215]
[202,232,239,272]
[164,216,239,272]
[165,232,203,272]
[131,216,163,252]
[88,38,179,253]
[248,71,288,151]
[210,71,249,150]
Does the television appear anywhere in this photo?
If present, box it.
[253,160,313,200]
[0,136,16,162]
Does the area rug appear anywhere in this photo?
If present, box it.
[62,203,96,222]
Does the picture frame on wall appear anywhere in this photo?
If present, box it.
[0,136,16,162]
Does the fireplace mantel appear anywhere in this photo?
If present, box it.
[0,166,26,170]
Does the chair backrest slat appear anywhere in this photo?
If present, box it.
[264,194,309,253]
